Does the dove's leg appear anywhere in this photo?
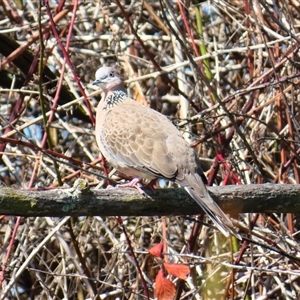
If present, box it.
[117,178,145,194]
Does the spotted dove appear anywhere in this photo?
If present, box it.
[92,66,237,237]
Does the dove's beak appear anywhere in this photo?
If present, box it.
[92,79,101,85]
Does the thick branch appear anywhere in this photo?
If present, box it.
[0,182,299,216]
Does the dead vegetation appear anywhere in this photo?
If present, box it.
[1,0,300,299]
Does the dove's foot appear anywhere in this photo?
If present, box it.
[117,178,145,194]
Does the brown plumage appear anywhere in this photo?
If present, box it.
[93,66,238,237]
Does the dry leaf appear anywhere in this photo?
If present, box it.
[149,242,164,257]
[164,263,190,280]
[155,269,176,300]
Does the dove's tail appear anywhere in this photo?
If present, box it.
[182,174,240,239]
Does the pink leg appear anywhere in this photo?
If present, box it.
[118,178,145,194]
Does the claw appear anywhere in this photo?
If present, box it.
[117,178,145,194]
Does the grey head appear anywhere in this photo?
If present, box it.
[92,66,124,92]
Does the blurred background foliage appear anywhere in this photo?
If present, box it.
[1,0,300,299]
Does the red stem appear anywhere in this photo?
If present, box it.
[0,217,22,288]
[116,216,150,299]
[44,0,95,125]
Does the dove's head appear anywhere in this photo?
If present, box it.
[92,66,124,92]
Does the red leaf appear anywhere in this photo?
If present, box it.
[155,270,176,300]
[149,242,164,257]
[164,263,190,280]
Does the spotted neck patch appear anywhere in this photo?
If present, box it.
[104,90,128,109]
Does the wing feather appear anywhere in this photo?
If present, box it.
[100,101,188,179]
